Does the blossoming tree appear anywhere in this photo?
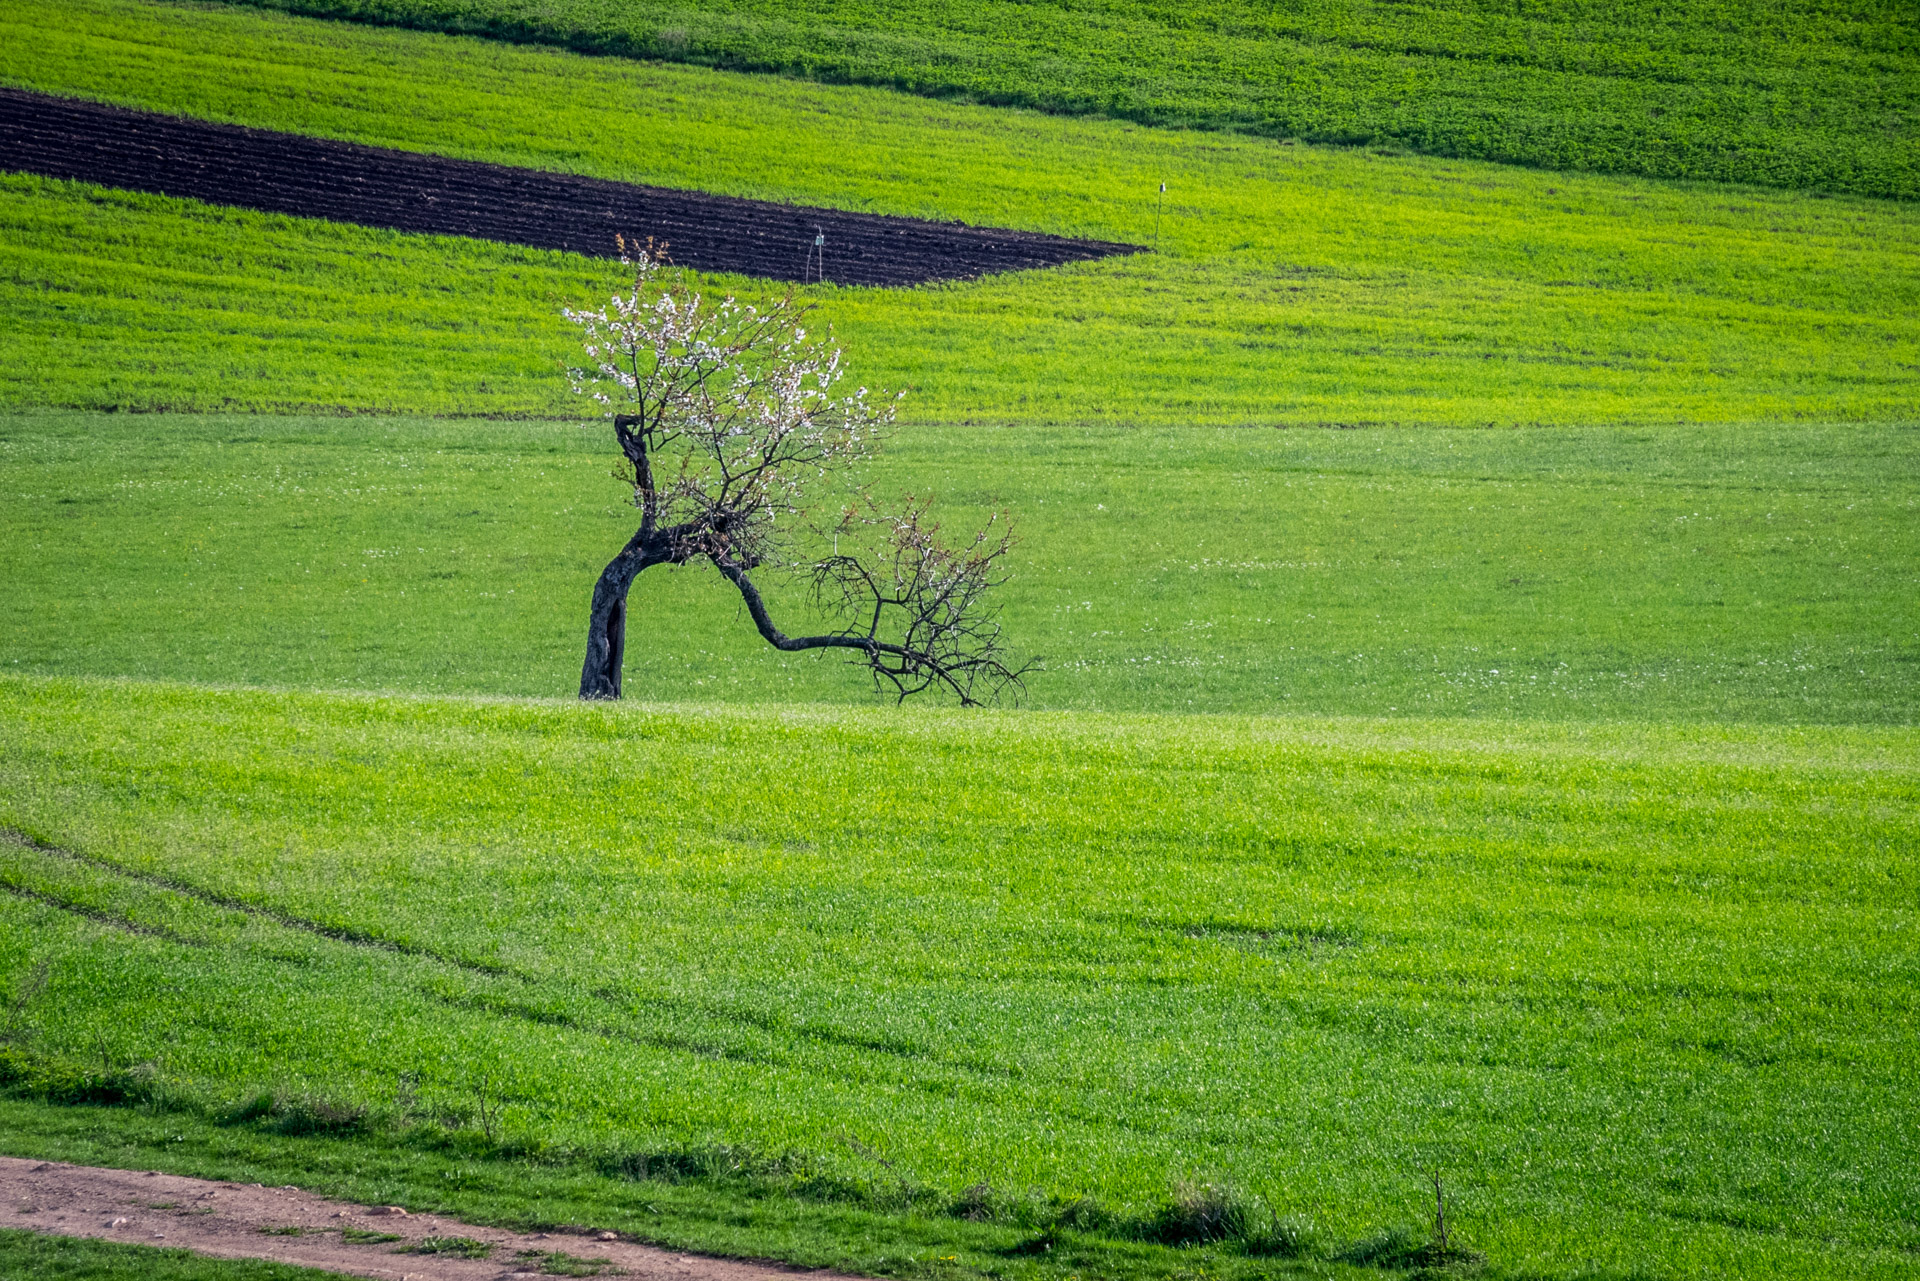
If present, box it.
[564,246,1029,704]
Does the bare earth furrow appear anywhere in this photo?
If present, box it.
[0,88,1139,286]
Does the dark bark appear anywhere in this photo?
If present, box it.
[580,414,665,700]
[579,571,624,700]
[714,559,1011,706]
[583,542,897,700]
[579,492,711,696]
[579,534,696,701]
[579,545,650,700]
[581,526,1017,704]
[714,560,878,658]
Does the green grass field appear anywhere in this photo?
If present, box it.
[209,0,1920,202]
[1,1,1916,1279]
[3,0,1918,423]
[2,679,1916,1279]
[2,410,1917,722]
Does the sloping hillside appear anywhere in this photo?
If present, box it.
[206,0,1920,198]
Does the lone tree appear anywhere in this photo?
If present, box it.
[565,246,1029,704]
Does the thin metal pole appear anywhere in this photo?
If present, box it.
[1154,182,1165,248]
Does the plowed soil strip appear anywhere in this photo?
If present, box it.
[0,1154,861,1280]
[0,88,1138,286]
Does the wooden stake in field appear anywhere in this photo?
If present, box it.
[1154,182,1166,248]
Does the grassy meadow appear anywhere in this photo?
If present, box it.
[212,0,1920,201]
[0,2,1916,1279]
[2,679,1917,1281]
[2,0,1919,423]
[2,411,1916,723]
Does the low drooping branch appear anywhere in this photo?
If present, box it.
[564,245,1030,704]
[713,546,1029,706]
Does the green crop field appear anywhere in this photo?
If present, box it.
[3,411,1917,723]
[207,0,1920,202]
[2,681,1917,1281]
[4,0,1919,424]
[0,1,1916,1279]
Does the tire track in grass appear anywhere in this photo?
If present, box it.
[0,881,212,950]
[1,827,507,976]
[0,829,1026,1086]
[0,829,1354,1157]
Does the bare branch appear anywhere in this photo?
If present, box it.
[800,498,1034,705]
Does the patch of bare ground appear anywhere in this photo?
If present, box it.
[0,1154,860,1281]
[0,88,1139,286]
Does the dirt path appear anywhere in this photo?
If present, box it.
[0,1154,851,1281]
[0,87,1139,286]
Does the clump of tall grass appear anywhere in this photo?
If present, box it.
[1141,1179,1316,1256]
[0,1044,168,1109]
[1337,1223,1485,1272]
[940,1182,1117,1233]
[223,1090,371,1136]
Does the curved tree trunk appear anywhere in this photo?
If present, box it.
[579,544,661,699]
[579,575,627,699]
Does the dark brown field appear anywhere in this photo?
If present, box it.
[0,87,1139,285]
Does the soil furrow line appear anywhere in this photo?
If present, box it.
[0,88,1141,285]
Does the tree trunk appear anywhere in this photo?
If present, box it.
[579,546,658,699]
